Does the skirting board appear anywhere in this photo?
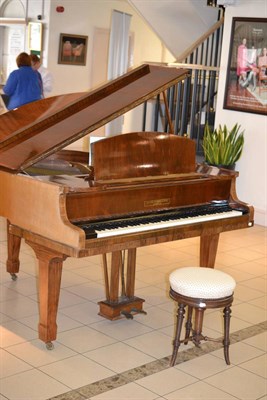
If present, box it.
[254,207,267,227]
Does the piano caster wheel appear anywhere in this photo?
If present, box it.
[46,342,54,350]
[10,273,17,281]
[121,311,134,320]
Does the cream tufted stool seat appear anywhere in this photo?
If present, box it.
[169,267,236,367]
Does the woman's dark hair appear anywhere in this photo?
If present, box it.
[16,52,31,67]
[30,54,40,64]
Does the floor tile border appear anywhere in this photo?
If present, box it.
[48,320,267,400]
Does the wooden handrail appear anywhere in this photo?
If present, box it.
[175,17,224,63]
[141,61,219,73]
[168,63,220,72]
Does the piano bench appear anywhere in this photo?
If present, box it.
[169,267,236,367]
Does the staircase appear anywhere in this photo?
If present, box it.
[129,1,225,157]
[127,0,221,59]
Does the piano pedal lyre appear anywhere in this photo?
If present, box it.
[98,296,145,320]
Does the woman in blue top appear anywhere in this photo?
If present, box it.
[3,52,43,110]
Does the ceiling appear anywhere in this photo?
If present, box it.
[128,0,221,58]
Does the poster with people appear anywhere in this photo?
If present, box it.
[224,17,267,116]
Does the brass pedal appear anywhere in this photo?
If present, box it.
[131,308,147,315]
[120,311,134,319]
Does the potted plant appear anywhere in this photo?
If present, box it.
[202,123,245,169]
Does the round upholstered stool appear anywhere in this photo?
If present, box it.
[169,267,236,367]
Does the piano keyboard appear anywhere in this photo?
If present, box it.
[76,203,245,239]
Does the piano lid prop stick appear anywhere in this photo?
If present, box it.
[102,254,110,301]
[162,91,174,134]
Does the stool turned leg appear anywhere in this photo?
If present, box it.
[184,306,193,344]
[223,305,232,365]
[192,308,205,346]
[170,303,185,366]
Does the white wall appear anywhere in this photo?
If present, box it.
[1,0,176,147]
[48,0,175,96]
[0,0,51,80]
[215,1,267,226]
[128,0,220,58]
[1,0,175,93]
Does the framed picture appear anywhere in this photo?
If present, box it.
[58,33,88,66]
[223,17,267,116]
[28,22,42,53]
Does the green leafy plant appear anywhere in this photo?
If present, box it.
[202,123,245,166]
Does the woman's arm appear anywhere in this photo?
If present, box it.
[3,72,17,96]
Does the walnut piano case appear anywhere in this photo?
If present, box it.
[0,64,254,349]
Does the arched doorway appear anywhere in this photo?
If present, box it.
[0,0,26,84]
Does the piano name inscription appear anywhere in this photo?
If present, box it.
[144,198,170,207]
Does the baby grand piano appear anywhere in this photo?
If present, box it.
[0,64,254,349]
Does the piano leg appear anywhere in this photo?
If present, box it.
[200,233,220,268]
[6,220,21,281]
[98,249,145,320]
[126,248,137,297]
[109,251,121,303]
[26,241,66,349]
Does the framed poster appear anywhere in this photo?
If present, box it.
[58,33,88,66]
[223,17,267,116]
[28,22,42,53]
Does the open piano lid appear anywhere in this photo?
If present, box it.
[0,64,188,173]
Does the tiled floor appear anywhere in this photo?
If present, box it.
[0,216,266,400]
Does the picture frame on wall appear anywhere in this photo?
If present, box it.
[28,22,42,54]
[223,17,267,116]
[58,33,88,66]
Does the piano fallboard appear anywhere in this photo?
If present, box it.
[65,174,233,221]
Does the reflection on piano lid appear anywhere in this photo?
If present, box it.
[0,64,189,172]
